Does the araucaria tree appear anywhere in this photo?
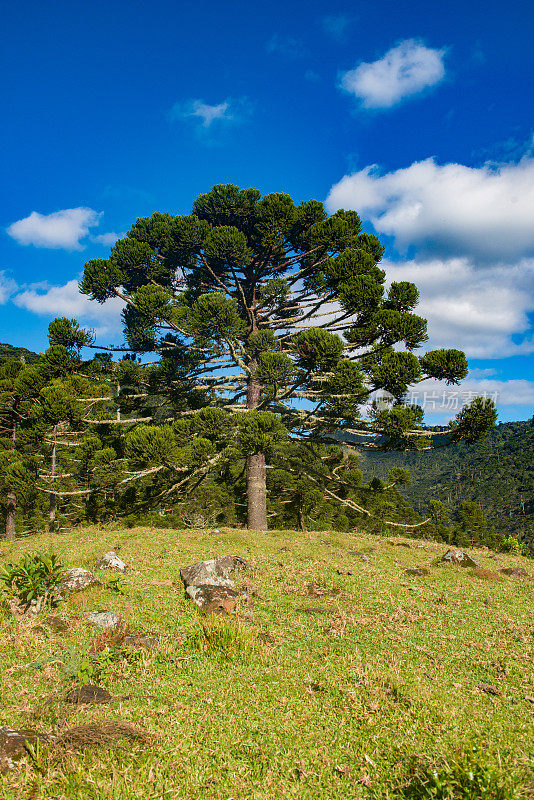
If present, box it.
[80,185,495,530]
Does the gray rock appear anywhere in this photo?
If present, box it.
[0,726,56,774]
[87,611,122,630]
[180,555,249,589]
[96,551,126,572]
[441,549,480,568]
[59,568,99,593]
[186,585,242,613]
[180,555,249,612]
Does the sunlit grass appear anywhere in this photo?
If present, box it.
[1,525,533,798]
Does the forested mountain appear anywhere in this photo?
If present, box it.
[359,418,534,543]
[0,342,39,365]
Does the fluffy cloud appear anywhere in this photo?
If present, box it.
[13,279,124,339]
[384,257,534,359]
[340,39,446,109]
[92,231,124,246]
[327,156,534,262]
[7,207,102,250]
[170,99,240,128]
[0,271,18,305]
[400,375,534,425]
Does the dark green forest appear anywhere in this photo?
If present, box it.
[359,418,534,545]
[0,336,530,554]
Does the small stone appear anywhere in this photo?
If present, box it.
[441,549,480,568]
[501,567,529,578]
[525,695,534,703]
[387,540,411,548]
[96,552,126,572]
[208,529,225,536]
[477,682,502,696]
[0,727,56,774]
[87,611,122,630]
[361,555,370,563]
[59,568,99,594]
[65,685,112,705]
[336,568,353,575]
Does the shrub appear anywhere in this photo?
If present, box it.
[0,552,63,606]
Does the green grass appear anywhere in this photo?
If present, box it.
[1,525,533,799]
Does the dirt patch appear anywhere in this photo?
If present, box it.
[472,568,503,582]
[65,685,113,705]
[501,567,530,578]
[55,722,148,752]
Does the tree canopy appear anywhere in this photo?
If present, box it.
[78,184,496,530]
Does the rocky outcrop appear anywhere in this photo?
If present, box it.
[441,549,480,568]
[180,555,249,613]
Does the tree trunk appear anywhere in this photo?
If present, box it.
[6,420,17,538]
[49,424,57,532]
[246,452,267,530]
[245,370,268,531]
[297,503,305,532]
[6,490,16,539]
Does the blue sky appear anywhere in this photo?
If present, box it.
[1,0,533,423]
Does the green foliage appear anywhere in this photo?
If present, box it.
[0,551,62,604]
[48,317,93,354]
[238,411,287,457]
[54,644,122,683]
[449,397,498,443]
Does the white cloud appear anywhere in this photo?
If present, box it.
[340,39,446,109]
[92,231,124,246]
[170,99,235,128]
[327,156,534,262]
[7,207,102,250]
[13,279,124,339]
[0,272,18,304]
[384,257,534,359]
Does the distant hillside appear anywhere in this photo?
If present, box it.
[0,342,40,365]
[359,418,534,542]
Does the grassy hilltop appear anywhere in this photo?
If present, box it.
[1,525,533,799]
